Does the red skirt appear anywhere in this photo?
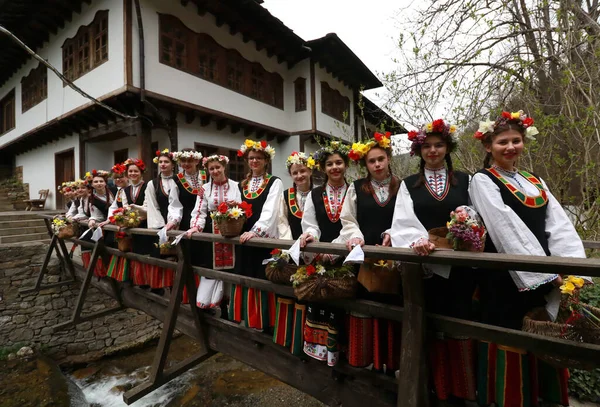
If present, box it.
[81,251,107,278]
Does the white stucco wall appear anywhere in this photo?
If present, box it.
[0,0,125,149]
[15,135,80,210]
[314,64,354,141]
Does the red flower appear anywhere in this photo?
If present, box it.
[374,132,383,142]
[260,140,267,148]
[306,265,316,276]
[271,248,281,256]
[113,208,124,214]
[432,119,445,133]
[237,150,244,157]
[156,150,161,156]
[348,150,360,161]
[407,130,419,141]
[218,202,228,214]
[474,131,483,140]
[116,231,127,239]
[240,201,253,218]
[291,151,298,156]
[385,131,391,138]
[523,117,534,127]
[108,216,116,224]
[502,111,511,119]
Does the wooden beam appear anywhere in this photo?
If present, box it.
[168,111,178,152]
[139,121,153,182]
[230,124,240,134]
[199,115,211,127]
[216,119,227,131]
[244,127,254,137]
[185,110,195,124]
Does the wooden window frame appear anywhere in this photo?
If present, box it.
[21,64,48,113]
[0,89,16,135]
[321,82,350,124]
[158,14,284,110]
[294,77,307,112]
[62,10,109,85]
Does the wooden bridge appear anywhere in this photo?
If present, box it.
[20,215,600,407]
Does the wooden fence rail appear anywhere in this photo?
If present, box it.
[21,215,600,407]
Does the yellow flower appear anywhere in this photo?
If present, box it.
[378,138,391,148]
[307,157,316,168]
[162,148,169,153]
[358,143,370,155]
[425,123,433,132]
[376,260,386,267]
[351,142,361,152]
[128,219,135,224]
[449,125,457,133]
[560,281,576,296]
[85,171,91,178]
[229,207,242,219]
[567,275,585,288]
[129,212,136,218]
[244,139,255,148]
[511,112,520,119]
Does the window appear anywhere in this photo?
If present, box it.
[158,14,284,110]
[113,148,128,165]
[21,64,48,112]
[0,89,15,135]
[321,82,350,124]
[194,143,247,182]
[294,77,306,112]
[62,10,109,84]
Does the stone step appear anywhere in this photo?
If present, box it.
[0,232,50,244]
[0,226,48,237]
[0,219,47,229]
[0,204,15,211]
[0,212,51,222]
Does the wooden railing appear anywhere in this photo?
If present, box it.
[22,215,600,407]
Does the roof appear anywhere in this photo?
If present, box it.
[306,33,382,90]
[360,95,406,133]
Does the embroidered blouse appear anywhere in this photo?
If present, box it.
[66,199,80,218]
[278,188,311,240]
[245,176,283,238]
[190,179,241,231]
[88,191,115,222]
[143,176,183,229]
[72,197,90,221]
[107,187,128,218]
[301,183,348,242]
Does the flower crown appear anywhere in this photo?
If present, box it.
[71,179,86,188]
[474,110,539,141]
[312,139,350,166]
[85,169,110,181]
[202,154,230,168]
[153,148,177,164]
[286,151,316,170]
[58,181,74,193]
[172,150,203,161]
[111,163,127,176]
[349,132,392,162]
[237,139,275,159]
[123,158,146,172]
[407,119,458,156]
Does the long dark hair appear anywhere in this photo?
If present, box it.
[482,121,526,168]
[359,147,400,198]
[412,134,457,188]
[318,152,349,185]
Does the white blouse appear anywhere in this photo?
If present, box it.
[66,199,79,218]
[143,177,183,229]
[301,183,347,243]
[72,197,90,221]
[190,179,241,231]
[246,176,283,238]
[88,191,114,222]
[107,188,128,218]
[278,188,311,241]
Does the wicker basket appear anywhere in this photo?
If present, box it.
[265,260,298,285]
[117,237,132,252]
[217,217,245,237]
[358,261,401,294]
[428,227,453,249]
[57,223,78,239]
[523,305,600,369]
[294,276,358,301]
[160,246,177,256]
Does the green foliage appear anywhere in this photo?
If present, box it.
[0,343,26,361]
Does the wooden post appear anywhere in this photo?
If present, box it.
[397,262,429,407]
[138,119,152,182]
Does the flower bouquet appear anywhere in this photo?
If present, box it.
[265,248,298,285]
[51,215,78,239]
[115,230,132,252]
[154,240,177,256]
[109,207,142,228]
[291,262,357,301]
[357,259,401,294]
[523,275,599,369]
[210,201,252,237]
[445,207,486,251]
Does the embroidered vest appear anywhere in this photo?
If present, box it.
[240,175,279,233]
[175,172,205,230]
[311,185,345,243]
[284,188,304,240]
[354,178,397,245]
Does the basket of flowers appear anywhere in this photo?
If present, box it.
[523,275,599,369]
[357,259,401,294]
[109,207,141,228]
[155,241,177,256]
[210,201,252,237]
[51,216,78,239]
[265,249,298,285]
[115,231,132,252]
[291,262,357,301]
[444,207,486,251]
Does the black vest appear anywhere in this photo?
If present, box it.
[175,172,205,230]
[404,171,470,231]
[124,182,147,206]
[240,175,280,233]
[477,169,550,255]
[310,185,346,244]
[284,188,304,240]
[90,187,114,218]
[154,178,170,222]
[354,178,398,245]
[116,189,124,209]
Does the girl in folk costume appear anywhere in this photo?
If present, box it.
[273,152,315,356]
[58,182,77,213]
[101,163,131,282]
[338,131,402,374]
[229,139,282,331]
[172,148,205,303]
[70,180,91,221]
[389,120,477,401]
[140,149,183,292]
[187,154,240,309]
[470,112,589,407]
[298,141,350,366]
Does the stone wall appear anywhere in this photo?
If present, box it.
[0,242,162,364]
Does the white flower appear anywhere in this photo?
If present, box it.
[229,206,243,219]
[316,265,326,275]
[478,119,495,134]
[525,126,539,141]
[451,132,460,143]
[264,146,276,159]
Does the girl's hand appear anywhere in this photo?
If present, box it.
[346,237,365,251]
[98,220,110,228]
[240,231,257,243]
[165,222,177,231]
[382,233,391,247]
[411,238,436,256]
[186,227,200,238]
[88,219,97,229]
[299,233,314,248]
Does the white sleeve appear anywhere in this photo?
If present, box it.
[191,187,208,231]
[89,204,106,222]
[66,201,78,218]
[541,179,586,259]
[107,196,118,219]
[390,181,428,248]
[167,181,183,225]
[72,199,89,220]
[301,190,321,240]
[251,178,283,238]
[229,180,242,202]
[338,184,363,243]
[144,181,165,229]
[278,193,293,240]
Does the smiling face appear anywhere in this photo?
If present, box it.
[91,176,106,193]
[127,165,142,183]
[207,160,226,183]
[289,163,312,191]
[420,135,448,168]
[158,156,174,176]
[247,150,268,175]
[179,157,200,174]
[323,153,347,184]
[113,174,128,188]
[77,184,89,198]
[365,147,390,181]
[486,129,524,170]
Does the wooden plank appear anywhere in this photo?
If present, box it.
[70,242,103,324]
[583,240,600,249]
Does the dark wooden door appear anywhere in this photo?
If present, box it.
[55,149,75,210]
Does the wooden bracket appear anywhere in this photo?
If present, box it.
[123,241,213,405]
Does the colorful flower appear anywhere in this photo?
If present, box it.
[218,202,229,214]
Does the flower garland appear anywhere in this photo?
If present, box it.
[407,119,458,156]
[474,110,539,141]
[202,154,230,168]
[153,148,177,164]
[85,169,110,181]
[312,139,350,167]
[285,151,316,169]
[172,150,203,161]
[111,163,127,177]
[237,139,275,159]
[123,158,146,172]
[348,131,392,162]
[57,181,75,194]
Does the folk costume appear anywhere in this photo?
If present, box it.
[390,120,477,401]
[105,165,131,282]
[190,158,240,309]
[124,179,149,286]
[229,139,282,331]
[469,113,587,407]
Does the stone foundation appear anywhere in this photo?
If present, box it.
[0,242,162,364]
